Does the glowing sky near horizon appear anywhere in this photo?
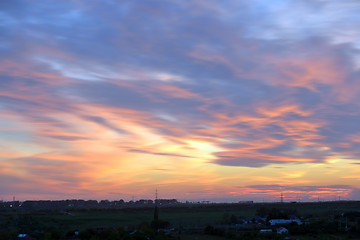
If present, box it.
[1,0,360,202]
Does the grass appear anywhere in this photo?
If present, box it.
[179,234,228,240]
[35,211,153,229]
[1,201,359,234]
[32,209,251,230]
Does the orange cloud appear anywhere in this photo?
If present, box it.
[257,104,312,118]
[0,60,71,85]
[260,54,346,91]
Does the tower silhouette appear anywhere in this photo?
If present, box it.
[280,192,283,203]
[154,189,158,221]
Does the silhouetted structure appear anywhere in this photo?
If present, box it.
[154,189,159,221]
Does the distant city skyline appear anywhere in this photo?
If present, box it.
[1,0,360,201]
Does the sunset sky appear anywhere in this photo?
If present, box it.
[1,0,360,202]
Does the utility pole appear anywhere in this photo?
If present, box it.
[154,189,159,222]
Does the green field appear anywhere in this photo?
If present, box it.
[0,208,253,231]
[1,201,360,239]
[179,234,228,240]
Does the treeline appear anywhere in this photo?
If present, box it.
[0,199,180,210]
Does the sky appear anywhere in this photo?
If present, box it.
[1,0,360,202]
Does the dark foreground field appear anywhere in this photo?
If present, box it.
[1,201,360,239]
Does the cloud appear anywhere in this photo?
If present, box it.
[238,184,355,201]
[245,184,352,192]
[0,156,91,199]
[213,156,279,168]
[349,188,360,200]
[1,0,360,200]
[127,149,191,158]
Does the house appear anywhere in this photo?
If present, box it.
[259,229,272,234]
[277,227,288,234]
[239,217,266,225]
[269,218,302,225]
[18,234,36,240]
